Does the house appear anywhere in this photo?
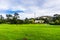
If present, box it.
[35,20,44,23]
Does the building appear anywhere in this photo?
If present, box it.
[35,20,44,23]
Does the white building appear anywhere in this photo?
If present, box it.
[35,20,44,23]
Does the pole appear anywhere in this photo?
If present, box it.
[34,13,36,18]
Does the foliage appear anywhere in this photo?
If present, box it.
[0,13,60,24]
[50,14,60,25]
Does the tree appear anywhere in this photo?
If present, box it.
[24,18,29,24]
[29,18,35,24]
[6,14,12,23]
[14,12,19,19]
[50,14,60,25]
[12,12,20,24]
[0,15,4,23]
[40,16,52,23]
[6,14,12,19]
[17,19,24,24]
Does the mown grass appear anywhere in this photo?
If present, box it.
[0,24,60,40]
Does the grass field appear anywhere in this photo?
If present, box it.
[0,24,60,40]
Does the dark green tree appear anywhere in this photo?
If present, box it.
[24,18,29,24]
[6,14,12,23]
[50,14,60,25]
[0,15,4,23]
[12,12,20,24]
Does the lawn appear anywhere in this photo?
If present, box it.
[0,24,60,40]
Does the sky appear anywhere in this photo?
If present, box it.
[0,0,60,19]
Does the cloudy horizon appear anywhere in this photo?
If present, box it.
[0,0,60,19]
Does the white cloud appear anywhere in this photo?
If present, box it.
[0,0,60,19]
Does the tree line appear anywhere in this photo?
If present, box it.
[0,12,60,25]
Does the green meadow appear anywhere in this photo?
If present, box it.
[0,24,60,40]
